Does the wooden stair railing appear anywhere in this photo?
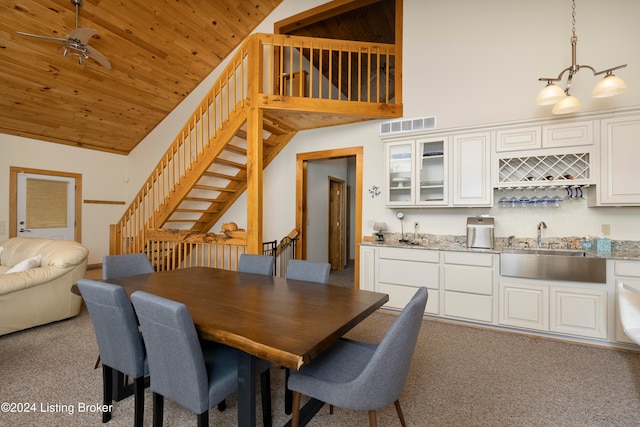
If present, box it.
[111,34,399,256]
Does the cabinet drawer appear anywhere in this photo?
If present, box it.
[542,121,593,148]
[615,260,640,277]
[444,251,493,267]
[379,259,439,289]
[443,265,493,295]
[443,291,492,322]
[496,127,541,152]
[378,247,439,263]
[380,283,439,315]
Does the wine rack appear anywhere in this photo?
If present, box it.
[497,152,591,187]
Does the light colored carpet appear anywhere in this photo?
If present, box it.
[2,294,640,426]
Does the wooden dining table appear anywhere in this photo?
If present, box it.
[104,266,389,427]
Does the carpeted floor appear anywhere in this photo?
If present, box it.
[2,271,640,426]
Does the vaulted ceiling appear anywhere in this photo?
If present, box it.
[0,0,284,154]
[0,0,395,155]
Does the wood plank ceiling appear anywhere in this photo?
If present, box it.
[0,0,284,154]
[0,0,395,155]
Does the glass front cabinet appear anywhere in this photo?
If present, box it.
[385,137,449,206]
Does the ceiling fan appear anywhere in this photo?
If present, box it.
[16,0,111,70]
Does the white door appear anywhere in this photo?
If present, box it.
[16,172,76,240]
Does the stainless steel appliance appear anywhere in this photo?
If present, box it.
[466,216,495,249]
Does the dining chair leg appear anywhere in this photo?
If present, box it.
[329,404,334,414]
[291,391,301,427]
[394,400,407,427]
[152,392,163,427]
[102,365,113,423]
[133,376,145,427]
[284,368,292,414]
[196,410,209,427]
[261,369,272,427]
[368,410,378,427]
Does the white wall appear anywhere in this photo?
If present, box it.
[3,0,640,263]
[0,135,127,263]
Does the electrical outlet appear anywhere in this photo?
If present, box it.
[414,221,419,231]
[601,224,611,236]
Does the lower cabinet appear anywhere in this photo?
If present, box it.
[499,280,607,340]
[613,260,640,343]
[499,281,549,331]
[377,247,440,315]
[442,251,494,323]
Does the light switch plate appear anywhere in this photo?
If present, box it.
[601,224,611,236]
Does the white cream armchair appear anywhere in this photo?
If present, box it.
[0,237,88,336]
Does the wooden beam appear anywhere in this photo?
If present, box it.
[274,0,383,34]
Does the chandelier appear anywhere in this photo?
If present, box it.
[536,0,627,115]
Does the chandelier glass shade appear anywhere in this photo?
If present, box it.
[536,0,627,114]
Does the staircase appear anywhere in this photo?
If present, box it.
[110,33,402,257]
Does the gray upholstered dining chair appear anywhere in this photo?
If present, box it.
[238,253,275,276]
[287,286,428,427]
[102,253,154,280]
[130,291,272,427]
[77,279,148,427]
[286,259,331,283]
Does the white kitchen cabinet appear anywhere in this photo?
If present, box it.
[499,281,549,331]
[588,114,640,206]
[383,132,491,207]
[613,260,640,344]
[359,245,376,292]
[452,132,492,206]
[416,137,448,206]
[550,287,607,339]
[385,140,415,206]
[377,247,440,315]
[442,251,494,323]
[542,120,593,148]
[496,126,541,152]
[499,279,607,340]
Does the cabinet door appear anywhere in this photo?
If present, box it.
[416,137,448,206]
[597,115,640,205]
[359,246,376,292]
[385,141,415,205]
[550,287,607,339]
[452,132,492,206]
[499,281,549,331]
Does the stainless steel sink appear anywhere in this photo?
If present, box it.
[500,249,606,283]
[502,248,587,257]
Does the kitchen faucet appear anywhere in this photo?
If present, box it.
[537,221,547,248]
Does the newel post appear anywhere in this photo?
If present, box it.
[245,36,264,254]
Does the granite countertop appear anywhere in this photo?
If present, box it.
[361,233,640,261]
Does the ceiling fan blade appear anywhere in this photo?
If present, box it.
[16,31,66,43]
[85,45,112,70]
[68,27,98,45]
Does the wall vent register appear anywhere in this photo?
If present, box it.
[380,116,437,136]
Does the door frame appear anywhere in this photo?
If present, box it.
[9,166,82,242]
[296,147,362,288]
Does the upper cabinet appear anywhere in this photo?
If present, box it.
[384,132,491,208]
[588,114,640,206]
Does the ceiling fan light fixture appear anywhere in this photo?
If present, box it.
[536,0,627,114]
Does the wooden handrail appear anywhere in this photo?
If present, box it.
[110,34,397,255]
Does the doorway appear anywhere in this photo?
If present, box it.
[296,147,363,288]
[9,166,82,242]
